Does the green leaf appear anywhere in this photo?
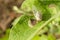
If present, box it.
[32,35,41,40]
[9,11,60,40]
[32,35,48,40]
[8,15,44,40]
[40,35,48,40]
[48,34,56,40]
[21,0,35,12]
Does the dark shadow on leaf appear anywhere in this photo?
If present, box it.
[42,8,51,21]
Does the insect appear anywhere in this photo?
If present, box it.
[28,6,42,28]
[32,6,42,22]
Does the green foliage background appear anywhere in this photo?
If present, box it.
[8,0,60,40]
